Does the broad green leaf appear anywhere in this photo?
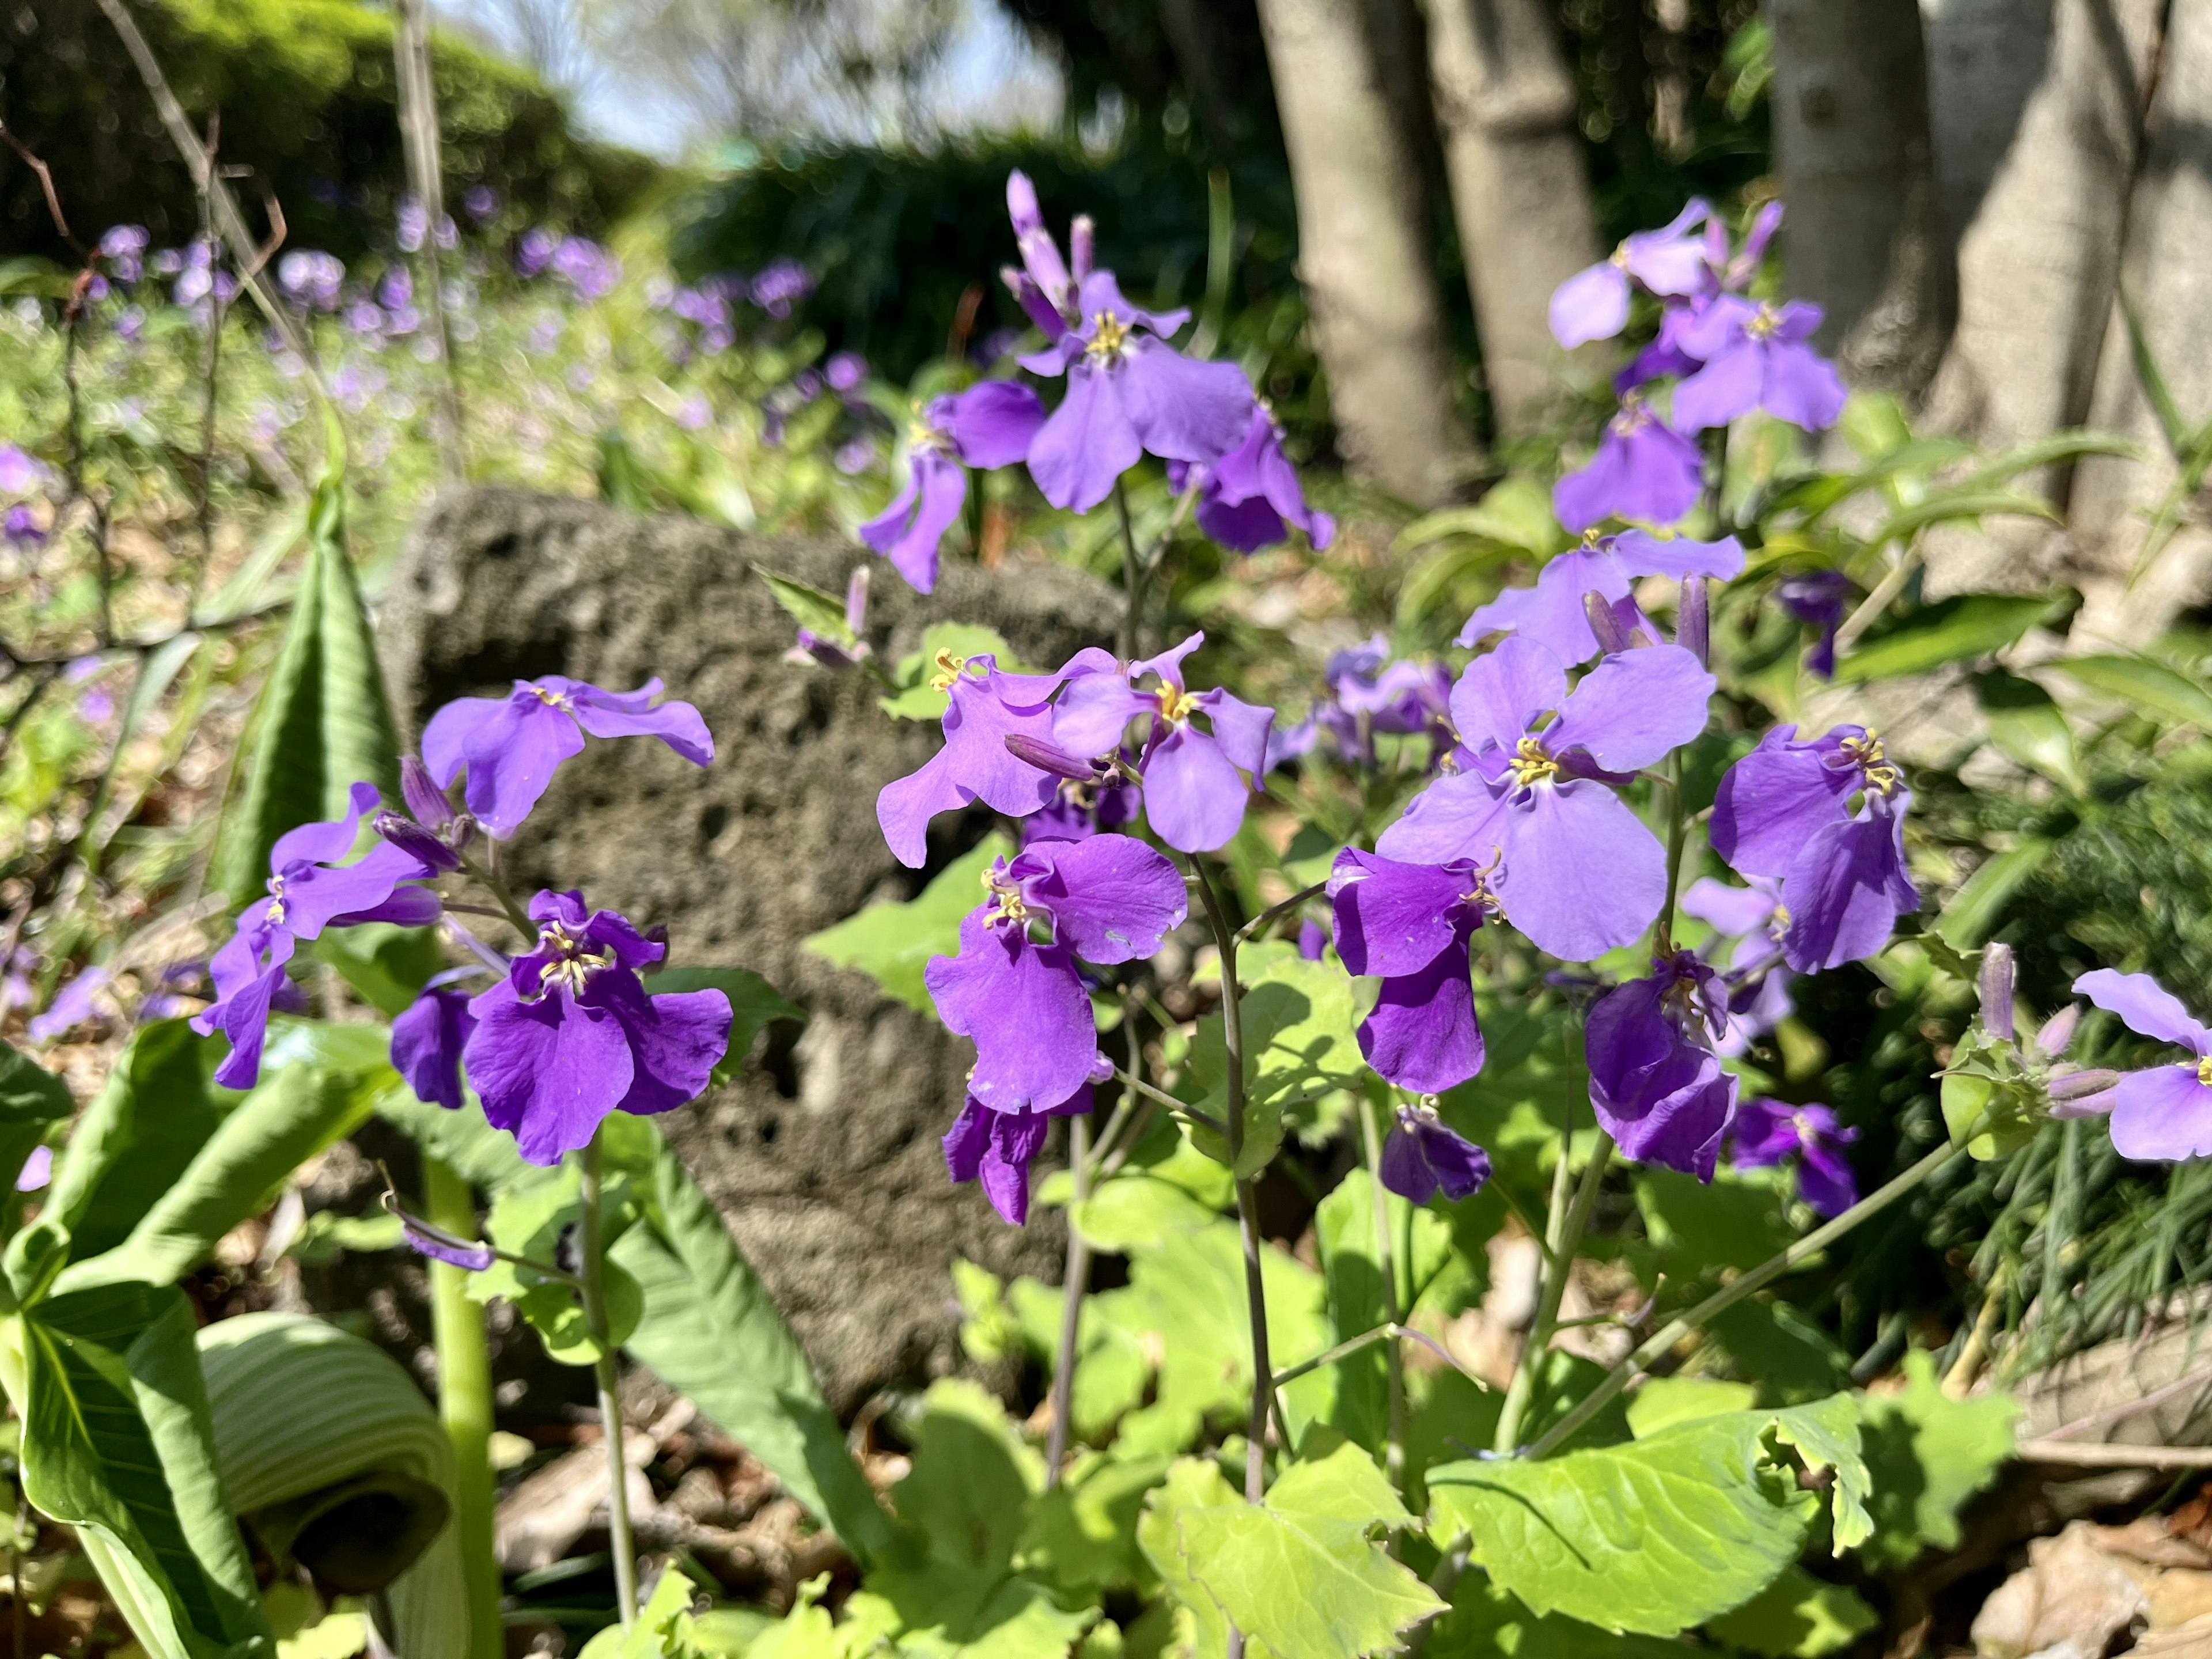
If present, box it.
[577,1562,710,1659]
[1706,1300,1851,1403]
[1634,1168,1793,1278]
[1704,1565,1877,1657]
[1975,671,2083,792]
[891,1378,1043,1574]
[1936,839,2054,949]
[756,567,857,651]
[641,965,805,1082]
[1071,1170,1225,1252]
[1396,476,1566,558]
[1854,1350,2016,1570]
[612,1131,895,1566]
[376,1088,536,1196]
[1018,1450,1171,1596]
[1164,1438,1443,1657]
[1428,1395,1868,1636]
[804,835,1012,1011]
[315,923,445,1018]
[14,1282,270,1658]
[471,1164,643,1364]
[2050,653,2212,730]
[215,464,401,911]
[1625,1377,1756,1438]
[1009,1278,1149,1439]
[1836,594,2056,683]
[0,1040,72,1197]
[732,1573,844,1659]
[1424,1577,1689,1657]
[879,625,1032,722]
[844,1567,1095,1657]
[1188,954,1366,1177]
[1136,1460,1241,1658]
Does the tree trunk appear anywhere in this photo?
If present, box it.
[1255,0,1478,506]
[1422,0,1603,437]
[2069,0,2212,644]
[1769,0,1953,397]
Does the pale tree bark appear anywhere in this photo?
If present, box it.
[2069,0,2212,645]
[1422,0,1602,435]
[1255,0,1479,505]
[1769,0,1953,397]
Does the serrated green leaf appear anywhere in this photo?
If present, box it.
[2051,653,2212,730]
[1836,594,2057,683]
[803,835,1011,1011]
[755,567,857,650]
[640,965,805,1083]
[1855,1350,2016,1570]
[845,1568,1095,1658]
[1768,1393,1871,1549]
[1137,1459,1242,1658]
[879,625,1031,721]
[1188,955,1366,1177]
[891,1378,1043,1574]
[1019,1451,1171,1596]
[1704,1565,1878,1657]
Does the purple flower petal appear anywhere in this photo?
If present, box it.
[270,781,381,869]
[1796,1139,1858,1216]
[563,678,714,765]
[1359,921,1484,1094]
[1328,848,1474,978]
[1586,973,1738,1179]
[1449,637,1567,755]
[1709,725,1858,879]
[1375,769,1515,868]
[861,447,965,594]
[1671,338,1764,432]
[1496,781,1667,961]
[1379,1107,1493,1202]
[392,988,476,1111]
[2110,1064,2212,1161]
[1028,361,1144,512]
[1011,834,1186,963]
[1548,643,1714,774]
[1679,877,1781,941]
[423,690,586,838]
[1778,797,1918,971]
[1119,340,1255,465]
[402,1218,497,1272]
[1007,171,1071,310]
[1141,724,1250,853]
[1457,550,1633,664]
[597,978,733,1116]
[1550,262,1632,349]
[1762,340,1848,430]
[1554,403,1703,532]
[943,380,1047,468]
[925,912,1100,1112]
[464,983,636,1165]
[2073,969,2212,1054]
[15,1145,52,1193]
[1194,688,1275,780]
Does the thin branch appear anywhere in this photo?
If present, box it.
[2038,1359,2212,1445]
[0,124,86,255]
[1235,881,1327,946]
[2015,1440,2212,1469]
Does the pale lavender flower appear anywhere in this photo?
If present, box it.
[2070,972,2212,1160]
[1457,529,1743,663]
[1548,199,1714,348]
[1553,392,1705,533]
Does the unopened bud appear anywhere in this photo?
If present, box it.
[373,810,461,874]
[400,754,454,831]
[1978,943,2016,1043]
[2035,1002,2080,1059]
[1586,590,1631,656]
[844,565,871,635]
[1070,215,1096,283]
[2048,1067,2122,1118]
[1678,576,1711,668]
[1004,733,1101,780]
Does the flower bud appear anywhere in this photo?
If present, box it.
[2048,1067,2122,1118]
[373,810,462,874]
[1978,943,2016,1043]
[1070,215,1096,283]
[2034,1002,2080,1059]
[1586,590,1631,656]
[1004,733,1102,780]
[400,754,454,831]
[1678,575,1711,668]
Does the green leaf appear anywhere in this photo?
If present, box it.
[1863,492,2060,550]
[640,965,805,1082]
[215,463,401,912]
[1855,1350,2016,1570]
[1136,1459,1241,1658]
[2050,653,2212,730]
[1424,1577,1688,1657]
[1427,1396,1868,1637]
[878,625,1032,722]
[315,924,446,1019]
[1936,839,2054,949]
[844,1568,1095,1657]
[1162,1438,1444,1657]
[1188,955,1366,1177]
[2118,283,2196,461]
[755,567,858,652]
[470,1164,643,1364]
[1975,671,2083,793]
[1018,1451,1171,1597]
[612,1131,895,1567]
[376,1089,536,1197]
[14,1282,271,1658]
[0,1040,72,1195]
[1706,1300,1851,1403]
[577,1562,710,1659]
[1625,1378,1756,1438]
[1396,476,1566,558]
[1634,1168,1793,1278]
[803,835,1012,1012]
[1704,1565,1878,1657]
[890,1378,1043,1574]
[1836,594,2058,683]
[1009,1279,1149,1440]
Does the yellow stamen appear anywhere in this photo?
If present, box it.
[264,874,288,927]
[533,920,615,997]
[2198,1056,2212,1087]
[1156,683,1198,724]
[530,683,572,710]
[982,865,1029,927]
[1839,729,1903,795]
[1745,303,1781,341]
[1085,311,1130,363]
[1508,736,1558,787]
[929,647,968,691]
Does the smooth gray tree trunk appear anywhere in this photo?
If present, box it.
[1422,0,1603,435]
[1255,0,1480,505]
[1769,0,1953,397]
[2070,0,2212,643]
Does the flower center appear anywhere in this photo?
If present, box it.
[1612,396,1652,437]
[1085,311,1130,365]
[529,683,573,711]
[1793,1111,1815,1141]
[1508,736,1558,787]
[929,647,968,691]
[908,416,950,452]
[1838,730,1903,796]
[1745,303,1782,341]
[1155,683,1199,724]
[1769,900,1791,938]
[533,919,614,997]
[2197,1056,2212,1087]
[1609,244,1631,270]
[982,865,1029,929]
[264,873,289,927]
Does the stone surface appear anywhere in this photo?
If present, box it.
[378,488,1119,1412]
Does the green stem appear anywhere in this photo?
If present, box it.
[423,1157,502,1659]
[457,851,535,939]
[577,1130,639,1624]
[1493,1136,1613,1453]
[1358,1094,1406,1495]
[1115,478,1143,660]
[1526,1138,1965,1459]
[1653,751,1688,956]
[1044,1113,1092,1490]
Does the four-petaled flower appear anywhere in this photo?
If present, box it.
[861,382,1046,593]
[1729,1099,1859,1215]
[1585,949,1740,1179]
[2070,971,2212,1160]
[1549,199,1714,349]
[1553,393,1705,533]
[423,675,713,839]
[1169,406,1335,553]
[1378,1103,1493,1205]
[1458,529,1743,664]
[1328,849,1491,1094]
[1671,296,1847,434]
[1379,637,1714,960]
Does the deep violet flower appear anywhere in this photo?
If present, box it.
[1709,725,1919,972]
[1553,393,1705,533]
[392,987,477,1111]
[464,891,731,1165]
[860,381,1046,593]
[1457,529,1744,664]
[944,1084,1093,1225]
[1168,406,1335,552]
[925,835,1184,1114]
[1329,849,1490,1094]
[1021,758,1141,847]
[194,784,441,1089]
[2070,971,2212,1160]
[1586,950,1740,1179]
[1378,1103,1493,1204]
[1548,198,1713,349]
[1672,296,1848,434]
[422,675,713,839]
[1678,876,1793,1056]
[1050,634,1274,854]
[877,649,1115,867]
[1730,1099,1859,1216]
[1378,637,1714,961]
[1778,570,1854,679]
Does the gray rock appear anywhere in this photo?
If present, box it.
[378,488,1118,1412]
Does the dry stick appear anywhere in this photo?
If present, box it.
[2037,1358,2212,1445]
[393,0,467,475]
[2014,1440,2212,1469]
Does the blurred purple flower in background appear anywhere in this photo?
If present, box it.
[397,198,429,253]
[825,351,868,392]
[751,259,813,317]
[1730,1099,1859,1214]
[278,251,346,312]
[1778,569,1854,679]
[861,381,1045,593]
[1549,198,1713,349]
[516,228,556,279]
[1553,393,1703,532]
[29,967,110,1045]
[464,184,502,222]
[99,224,149,284]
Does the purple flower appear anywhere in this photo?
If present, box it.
[1672,297,1847,433]
[1168,407,1334,552]
[278,251,346,312]
[421,676,713,839]
[1329,849,1490,1093]
[1378,1103,1493,1203]
[1615,302,1709,395]
[1778,570,1854,679]
[516,228,556,279]
[1273,642,1452,772]
[192,784,442,1088]
[925,835,1183,1114]
[1730,1099,1859,1216]
[1678,876,1794,1056]
[750,259,813,317]
[28,967,110,1045]
[398,198,429,253]
[0,445,45,495]
[99,224,148,284]
[393,987,477,1111]
[1549,199,1713,349]
[877,649,1115,867]
[3,505,44,547]
[1050,634,1275,854]
[464,185,501,223]
[825,351,868,391]
[1378,637,1714,960]
[1586,951,1740,1179]
[2070,971,2212,1160]
[1458,529,1744,663]
[464,891,730,1164]
[1021,759,1141,847]
[550,237,620,302]
[16,1145,52,1194]
[944,1085,1092,1226]
[1019,267,1253,513]
[1554,393,1704,533]
[1710,725,1919,971]
[861,381,1045,593]
[1297,918,1328,960]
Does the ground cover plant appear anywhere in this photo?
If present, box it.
[14,35,2212,1659]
